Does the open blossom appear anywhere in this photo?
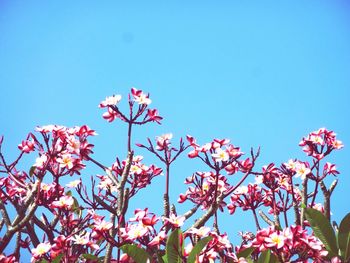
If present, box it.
[97,175,117,192]
[156,133,173,150]
[94,219,113,231]
[34,154,48,168]
[70,233,89,245]
[187,226,211,237]
[56,153,74,169]
[147,109,162,124]
[131,87,151,105]
[18,139,35,153]
[31,242,51,258]
[324,162,339,176]
[51,195,74,210]
[121,223,149,240]
[212,148,229,162]
[99,94,122,107]
[294,162,311,180]
[148,231,166,246]
[234,185,248,195]
[66,180,81,188]
[265,232,286,249]
[163,213,185,228]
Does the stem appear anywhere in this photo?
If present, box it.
[127,122,132,152]
[259,210,274,226]
[164,164,170,218]
[300,177,308,228]
[104,214,116,263]
[290,176,301,225]
[252,209,261,230]
[310,161,320,207]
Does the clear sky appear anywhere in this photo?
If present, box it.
[1,0,350,253]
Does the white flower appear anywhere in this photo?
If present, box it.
[66,180,81,188]
[34,154,48,168]
[101,95,122,107]
[31,242,51,257]
[212,148,229,162]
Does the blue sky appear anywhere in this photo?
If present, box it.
[1,0,350,251]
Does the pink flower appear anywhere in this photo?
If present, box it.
[131,87,151,105]
[18,140,35,153]
[148,231,166,246]
[147,109,162,124]
[56,153,74,169]
[102,107,119,122]
[94,219,113,232]
[34,154,48,168]
[163,213,185,228]
[156,133,173,150]
[51,195,74,210]
[324,162,339,176]
[294,162,311,180]
[265,232,286,249]
[212,148,229,162]
[31,242,51,258]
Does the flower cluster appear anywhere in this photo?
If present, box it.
[299,128,343,160]
[32,124,96,176]
[239,225,328,262]
[0,88,345,263]
[99,87,162,124]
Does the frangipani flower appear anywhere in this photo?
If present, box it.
[212,148,229,162]
[131,87,151,105]
[99,94,122,107]
[31,242,51,258]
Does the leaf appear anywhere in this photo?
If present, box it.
[52,253,64,263]
[269,253,279,263]
[338,213,350,261]
[82,254,98,260]
[300,203,307,209]
[187,236,213,263]
[305,208,338,257]
[120,244,151,263]
[236,247,255,259]
[157,254,165,263]
[257,250,271,263]
[166,228,183,263]
[72,196,82,217]
[29,166,36,177]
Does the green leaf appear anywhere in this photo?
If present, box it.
[305,208,338,258]
[157,253,165,263]
[236,247,255,259]
[257,250,271,263]
[187,236,213,263]
[338,213,350,261]
[166,228,183,263]
[52,253,64,263]
[29,166,36,177]
[120,244,151,263]
[72,196,82,217]
[162,254,168,263]
[300,203,307,209]
[82,254,98,260]
[269,253,279,263]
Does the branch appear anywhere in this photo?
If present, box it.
[259,210,274,226]
[117,151,133,217]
